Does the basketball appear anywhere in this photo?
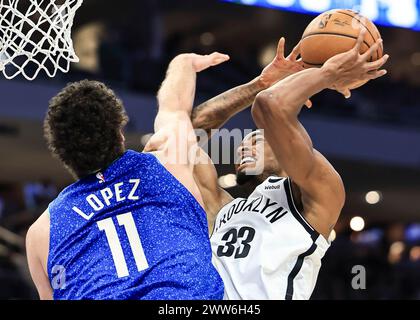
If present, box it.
[301,9,383,89]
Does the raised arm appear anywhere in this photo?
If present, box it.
[251,31,389,238]
[154,53,229,132]
[190,39,306,230]
[191,38,305,138]
[145,53,229,207]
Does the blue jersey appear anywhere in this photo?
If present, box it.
[47,150,224,300]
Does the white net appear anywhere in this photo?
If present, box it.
[0,0,83,80]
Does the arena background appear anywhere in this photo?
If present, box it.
[0,0,419,300]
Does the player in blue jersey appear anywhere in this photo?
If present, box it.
[25,52,230,300]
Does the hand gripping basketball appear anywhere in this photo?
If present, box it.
[322,29,389,99]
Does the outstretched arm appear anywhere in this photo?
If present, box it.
[191,78,265,137]
[251,31,389,238]
[155,53,229,132]
[191,38,305,138]
[190,39,306,229]
[145,53,229,207]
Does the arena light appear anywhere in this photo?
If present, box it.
[359,0,379,20]
[299,0,331,13]
[409,246,420,262]
[259,42,277,68]
[365,191,382,205]
[411,52,420,66]
[241,0,259,4]
[350,216,365,232]
[328,229,336,242]
[222,0,420,31]
[388,241,405,264]
[200,32,216,46]
[405,224,420,242]
[218,174,237,189]
[73,22,104,73]
[386,0,418,28]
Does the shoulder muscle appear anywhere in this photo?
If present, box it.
[26,210,53,300]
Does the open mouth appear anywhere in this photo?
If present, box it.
[240,156,257,166]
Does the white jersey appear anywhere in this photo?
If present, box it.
[211,176,330,300]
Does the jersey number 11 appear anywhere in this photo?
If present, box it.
[97,212,149,278]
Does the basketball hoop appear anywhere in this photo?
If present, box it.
[0,0,83,80]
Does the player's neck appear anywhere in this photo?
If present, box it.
[243,172,271,192]
[75,150,128,180]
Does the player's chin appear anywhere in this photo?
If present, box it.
[236,166,261,186]
[236,161,258,173]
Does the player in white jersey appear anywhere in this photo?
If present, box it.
[187,31,389,299]
[211,130,330,299]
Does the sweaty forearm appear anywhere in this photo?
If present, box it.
[191,77,266,136]
[158,55,197,114]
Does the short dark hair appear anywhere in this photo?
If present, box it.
[44,80,129,178]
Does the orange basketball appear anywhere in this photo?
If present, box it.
[300,9,383,89]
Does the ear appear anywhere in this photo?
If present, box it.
[120,130,126,143]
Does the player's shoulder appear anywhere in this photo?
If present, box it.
[26,209,50,249]
[26,210,51,295]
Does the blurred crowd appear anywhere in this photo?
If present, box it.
[310,78,420,127]
[313,226,420,300]
[0,180,58,300]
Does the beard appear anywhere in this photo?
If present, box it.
[236,170,257,186]
[236,168,278,188]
